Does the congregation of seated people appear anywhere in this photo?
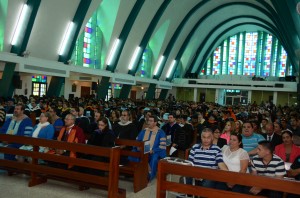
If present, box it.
[1,95,300,196]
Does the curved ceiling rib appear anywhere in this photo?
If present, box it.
[183,15,280,78]
[195,22,278,75]
[129,0,171,75]
[152,0,209,79]
[259,0,300,70]
[58,0,92,63]
[106,0,145,72]
[180,2,289,78]
[158,1,274,80]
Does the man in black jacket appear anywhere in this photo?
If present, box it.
[262,123,282,147]
[172,115,194,158]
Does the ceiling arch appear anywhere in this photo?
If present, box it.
[160,1,279,80]
[0,0,299,88]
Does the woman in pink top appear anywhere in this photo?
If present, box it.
[220,121,235,144]
[275,130,300,163]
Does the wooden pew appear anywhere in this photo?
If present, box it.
[157,159,300,198]
[115,139,149,193]
[0,134,126,198]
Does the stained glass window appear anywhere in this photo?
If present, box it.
[228,35,237,75]
[244,32,257,76]
[278,46,287,77]
[32,76,47,96]
[136,45,152,78]
[206,31,292,77]
[72,11,102,69]
[222,40,227,74]
[32,75,47,83]
[212,46,221,75]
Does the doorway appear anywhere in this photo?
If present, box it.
[130,90,137,100]
[81,86,90,98]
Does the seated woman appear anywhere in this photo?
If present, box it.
[275,130,300,163]
[83,117,116,177]
[235,120,243,134]
[220,121,235,144]
[217,133,249,192]
[87,117,116,147]
[17,112,55,162]
[212,126,227,148]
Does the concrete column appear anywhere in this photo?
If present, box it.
[217,89,225,105]
[193,88,197,102]
[273,91,278,106]
[248,90,252,104]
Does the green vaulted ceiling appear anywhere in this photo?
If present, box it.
[0,0,299,82]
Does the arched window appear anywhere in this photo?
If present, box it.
[136,44,153,78]
[205,31,292,77]
[71,11,102,69]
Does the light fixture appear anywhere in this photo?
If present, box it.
[128,46,142,70]
[11,3,32,46]
[58,21,75,55]
[153,55,165,76]
[106,38,121,66]
[166,60,177,78]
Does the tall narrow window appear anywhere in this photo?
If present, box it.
[263,34,272,76]
[243,32,257,76]
[278,46,288,77]
[72,12,102,69]
[212,47,221,75]
[137,45,152,78]
[228,35,237,75]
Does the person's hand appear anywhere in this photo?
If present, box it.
[226,183,234,188]
[55,149,64,155]
[287,169,298,177]
[150,150,153,154]
[249,187,262,195]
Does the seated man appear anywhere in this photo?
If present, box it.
[135,115,166,181]
[0,104,33,160]
[48,114,86,169]
[248,140,286,197]
[188,128,228,188]
[113,110,138,140]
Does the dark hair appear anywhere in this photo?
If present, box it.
[168,113,175,118]
[258,140,274,153]
[72,106,80,113]
[211,125,221,133]
[273,122,283,129]
[202,128,213,134]
[16,103,25,111]
[231,132,243,148]
[281,130,293,137]
[98,117,109,132]
[148,115,158,122]
[243,121,253,128]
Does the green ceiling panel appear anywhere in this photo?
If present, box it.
[0,0,7,51]
[97,0,120,65]
[149,20,170,63]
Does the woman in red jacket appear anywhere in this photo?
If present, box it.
[275,130,300,163]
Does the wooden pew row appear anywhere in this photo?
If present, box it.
[157,159,300,198]
[0,134,125,198]
[115,139,149,193]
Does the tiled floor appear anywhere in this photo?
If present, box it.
[0,171,158,198]
[0,170,181,198]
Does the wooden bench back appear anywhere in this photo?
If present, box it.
[115,139,148,161]
[0,134,124,198]
[157,159,300,198]
[115,138,149,193]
